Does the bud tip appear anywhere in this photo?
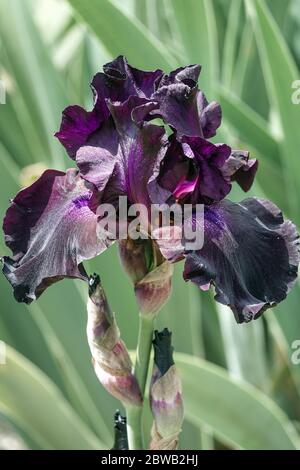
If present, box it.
[88,273,101,296]
[153,328,174,375]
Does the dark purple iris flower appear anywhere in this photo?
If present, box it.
[2,56,299,323]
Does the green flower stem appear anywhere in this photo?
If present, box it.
[126,314,154,450]
[125,405,143,450]
[134,314,155,393]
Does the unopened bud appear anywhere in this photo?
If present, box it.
[111,411,128,450]
[118,238,152,284]
[149,329,184,450]
[119,239,173,317]
[135,261,173,317]
[87,274,142,406]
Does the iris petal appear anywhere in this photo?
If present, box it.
[76,96,168,209]
[55,106,102,159]
[182,137,231,202]
[153,66,222,138]
[183,198,299,323]
[2,169,111,303]
[92,55,163,107]
[158,64,201,88]
[56,56,163,159]
[222,150,258,192]
[152,136,232,205]
[155,198,299,323]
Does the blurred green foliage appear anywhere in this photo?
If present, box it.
[0,0,300,450]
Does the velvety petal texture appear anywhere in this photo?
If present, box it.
[92,55,163,107]
[2,169,110,303]
[181,136,232,202]
[153,65,222,138]
[76,96,168,209]
[153,136,232,204]
[56,56,163,159]
[4,56,298,320]
[56,58,223,162]
[222,150,258,192]
[55,106,102,159]
[183,198,300,323]
[153,141,257,206]
[150,136,191,204]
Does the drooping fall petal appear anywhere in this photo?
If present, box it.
[2,169,111,303]
[155,198,299,323]
[183,198,300,323]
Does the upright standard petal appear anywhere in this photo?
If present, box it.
[76,96,169,209]
[222,150,258,192]
[183,198,300,323]
[158,65,201,88]
[92,55,163,108]
[75,117,119,194]
[56,56,162,159]
[55,106,103,159]
[152,64,221,138]
[2,169,111,303]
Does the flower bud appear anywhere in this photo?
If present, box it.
[149,329,184,450]
[119,238,173,317]
[87,274,142,406]
[111,411,128,450]
[135,261,173,317]
[118,238,152,284]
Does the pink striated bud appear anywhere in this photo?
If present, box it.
[135,261,173,316]
[118,238,151,284]
[149,329,184,450]
[119,238,173,317]
[87,274,142,406]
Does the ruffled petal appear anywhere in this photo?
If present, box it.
[55,106,102,159]
[183,198,299,323]
[158,64,201,88]
[76,117,118,193]
[222,150,258,192]
[77,96,168,209]
[199,94,222,139]
[150,137,191,204]
[153,65,222,138]
[181,136,232,202]
[153,85,203,137]
[152,135,233,205]
[92,55,163,108]
[2,169,111,303]
[56,57,163,159]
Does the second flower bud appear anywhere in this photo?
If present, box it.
[87,274,142,407]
